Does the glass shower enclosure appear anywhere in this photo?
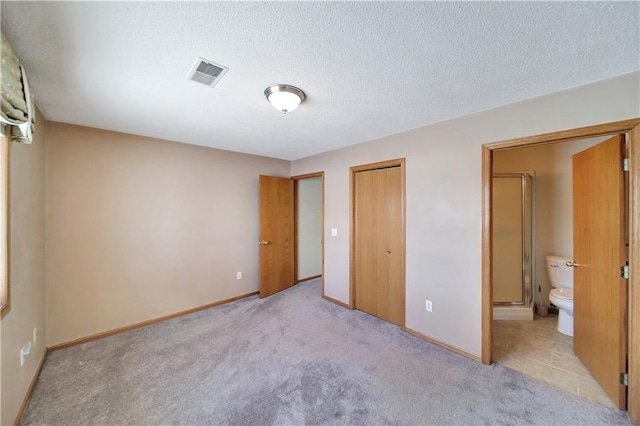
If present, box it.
[492,173,534,310]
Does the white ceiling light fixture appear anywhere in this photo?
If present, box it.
[264,84,305,114]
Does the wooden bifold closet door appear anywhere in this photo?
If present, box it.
[354,165,404,326]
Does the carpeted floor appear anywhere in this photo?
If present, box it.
[21,279,630,425]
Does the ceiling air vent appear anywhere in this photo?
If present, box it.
[187,57,229,88]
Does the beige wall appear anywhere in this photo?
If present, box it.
[291,71,640,356]
[494,136,606,308]
[297,177,322,280]
[1,110,47,425]
[45,123,290,346]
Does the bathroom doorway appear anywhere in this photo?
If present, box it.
[481,118,640,420]
[492,137,612,318]
[490,137,615,405]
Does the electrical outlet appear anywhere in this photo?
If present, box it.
[425,300,433,312]
[236,272,242,280]
[33,327,38,346]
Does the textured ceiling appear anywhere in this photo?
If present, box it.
[1,2,638,160]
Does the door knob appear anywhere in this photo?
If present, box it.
[259,241,270,245]
[565,261,578,268]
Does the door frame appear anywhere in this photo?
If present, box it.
[481,118,640,422]
[349,158,406,329]
[292,172,325,291]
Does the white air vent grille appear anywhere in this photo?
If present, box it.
[188,57,228,88]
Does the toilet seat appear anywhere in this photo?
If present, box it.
[550,288,573,302]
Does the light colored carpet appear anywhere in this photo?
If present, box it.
[21,279,630,425]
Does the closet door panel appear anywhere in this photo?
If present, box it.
[354,170,378,316]
[375,166,403,326]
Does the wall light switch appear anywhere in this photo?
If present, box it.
[20,343,31,366]
[237,272,242,280]
[331,228,338,237]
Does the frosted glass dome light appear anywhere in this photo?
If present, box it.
[264,85,306,114]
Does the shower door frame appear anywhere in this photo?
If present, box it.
[492,172,534,307]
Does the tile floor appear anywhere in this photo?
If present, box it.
[493,313,615,408]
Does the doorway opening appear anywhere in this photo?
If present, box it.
[481,119,640,422]
[491,136,621,406]
[258,172,324,299]
[293,172,324,288]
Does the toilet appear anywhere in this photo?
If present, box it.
[545,255,574,336]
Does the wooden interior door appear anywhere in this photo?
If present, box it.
[259,175,294,298]
[354,165,404,326]
[573,135,627,409]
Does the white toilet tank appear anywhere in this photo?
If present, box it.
[545,255,574,289]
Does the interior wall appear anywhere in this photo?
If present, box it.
[494,135,606,307]
[291,71,640,356]
[1,110,47,425]
[45,123,290,346]
[297,177,322,280]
